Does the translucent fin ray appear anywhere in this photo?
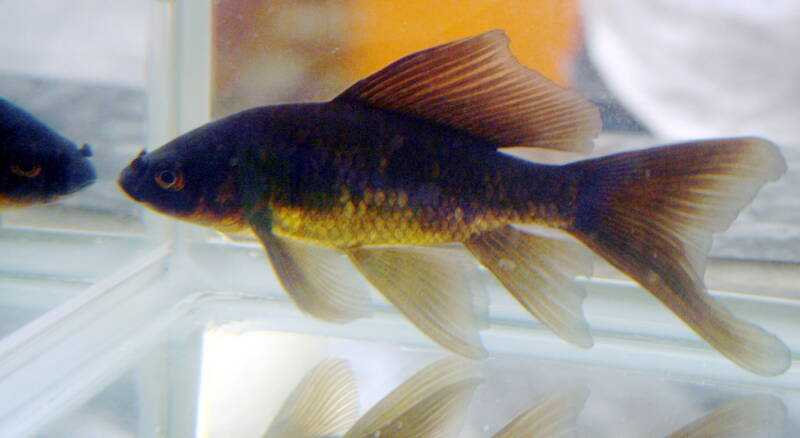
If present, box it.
[253,227,372,323]
[334,30,601,152]
[667,395,786,438]
[262,359,359,438]
[343,357,482,438]
[346,246,488,359]
[569,137,790,376]
[493,386,589,438]
[465,225,594,348]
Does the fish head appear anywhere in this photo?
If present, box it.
[118,126,246,231]
[0,99,97,207]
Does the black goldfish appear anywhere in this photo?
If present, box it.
[119,30,789,376]
[1,98,96,209]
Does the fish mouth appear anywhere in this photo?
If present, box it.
[118,149,149,202]
[58,159,98,196]
[117,165,144,202]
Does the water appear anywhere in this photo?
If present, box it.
[0,0,798,436]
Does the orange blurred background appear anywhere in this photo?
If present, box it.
[213,0,581,118]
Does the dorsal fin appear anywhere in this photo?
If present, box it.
[334,30,601,152]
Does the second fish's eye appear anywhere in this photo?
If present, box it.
[10,162,42,178]
[155,169,184,191]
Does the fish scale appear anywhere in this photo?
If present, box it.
[263,115,544,246]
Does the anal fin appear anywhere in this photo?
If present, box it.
[465,225,594,348]
[346,245,488,359]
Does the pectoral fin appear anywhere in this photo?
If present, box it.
[253,226,372,323]
[262,359,359,438]
[465,225,594,348]
[343,357,482,438]
[346,245,488,359]
[493,386,589,438]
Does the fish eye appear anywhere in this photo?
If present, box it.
[10,162,42,178]
[155,169,185,191]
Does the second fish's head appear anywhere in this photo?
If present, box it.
[0,99,97,208]
[118,121,247,232]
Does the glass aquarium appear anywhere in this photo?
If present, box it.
[0,0,797,436]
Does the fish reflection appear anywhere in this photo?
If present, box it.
[666,394,786,438]
[259,359,358,438]
[118,30,789,376]
[261,357,481,438]
[1,98,96,209]
[489,388,786,437]
[492,387,588,438]
[259,358,786,437]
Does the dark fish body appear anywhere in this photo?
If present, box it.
[121,100,573,244]
[236,102,571,246]
[119,31,790,376]
[284,102,579,247]
[0,98,96,209]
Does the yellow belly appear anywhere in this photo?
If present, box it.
[270,199,512,248]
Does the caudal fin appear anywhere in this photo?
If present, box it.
[566,137,790,376]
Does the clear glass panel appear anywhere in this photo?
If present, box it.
[1,0,798,437]
[0,0,151,233]
[0,1,162,338]
[23,320,800,437]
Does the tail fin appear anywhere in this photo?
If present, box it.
[566,137,790,376]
